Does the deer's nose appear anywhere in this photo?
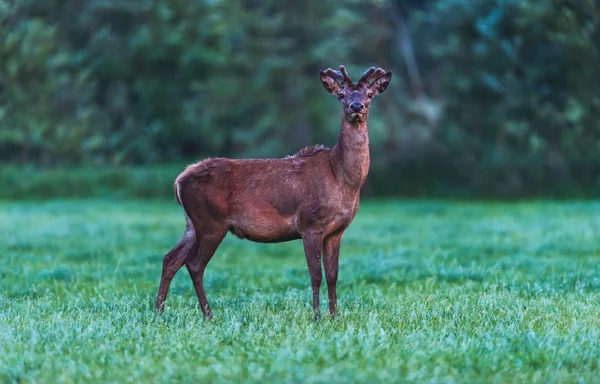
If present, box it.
[350,102,364,112]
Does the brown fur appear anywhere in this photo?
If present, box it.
[155,65,392,320]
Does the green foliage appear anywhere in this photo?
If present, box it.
[0,4,106,165]
[0,164,180,199]
[1,0,600,195]
[1,0,373,165]
[409,0,600,195]
[1,200,600,382]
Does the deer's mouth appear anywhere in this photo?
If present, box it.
[349,112,365,121]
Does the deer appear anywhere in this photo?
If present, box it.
[154,65,392,321]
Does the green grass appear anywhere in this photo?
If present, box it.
[1,199,599,383]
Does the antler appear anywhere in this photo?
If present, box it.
[338,65,352,84]
[322,68,344,84]
[359,66,386,84]
[323,65,353,85]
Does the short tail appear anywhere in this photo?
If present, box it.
[174,180,195,241]
[174,181,182,206]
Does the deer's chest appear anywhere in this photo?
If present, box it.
[326,205,358,235]
[299,191,360,235]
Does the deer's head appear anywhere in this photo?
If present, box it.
[320,65,392,123]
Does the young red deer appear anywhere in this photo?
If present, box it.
[155,65,392,320]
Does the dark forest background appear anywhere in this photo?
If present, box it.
[1,0,599,198]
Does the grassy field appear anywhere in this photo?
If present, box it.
[1,199,599,383]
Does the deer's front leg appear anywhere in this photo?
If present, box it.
[323,232,343,318]
[302,231,324,321]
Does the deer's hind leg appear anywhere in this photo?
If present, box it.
[176,170,230,319]
[154,228,195,313]
[185,223,227,320]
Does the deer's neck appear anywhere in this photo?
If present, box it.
[330,117,370,190]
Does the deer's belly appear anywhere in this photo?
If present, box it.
[228,205,300,243]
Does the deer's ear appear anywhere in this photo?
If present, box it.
[320,72,341,95]
[370,72,392,95]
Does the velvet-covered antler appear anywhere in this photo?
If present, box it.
[359,67,386,84]
[338,65,352,84]
[323,65,353,85]
[322,68,344,83]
